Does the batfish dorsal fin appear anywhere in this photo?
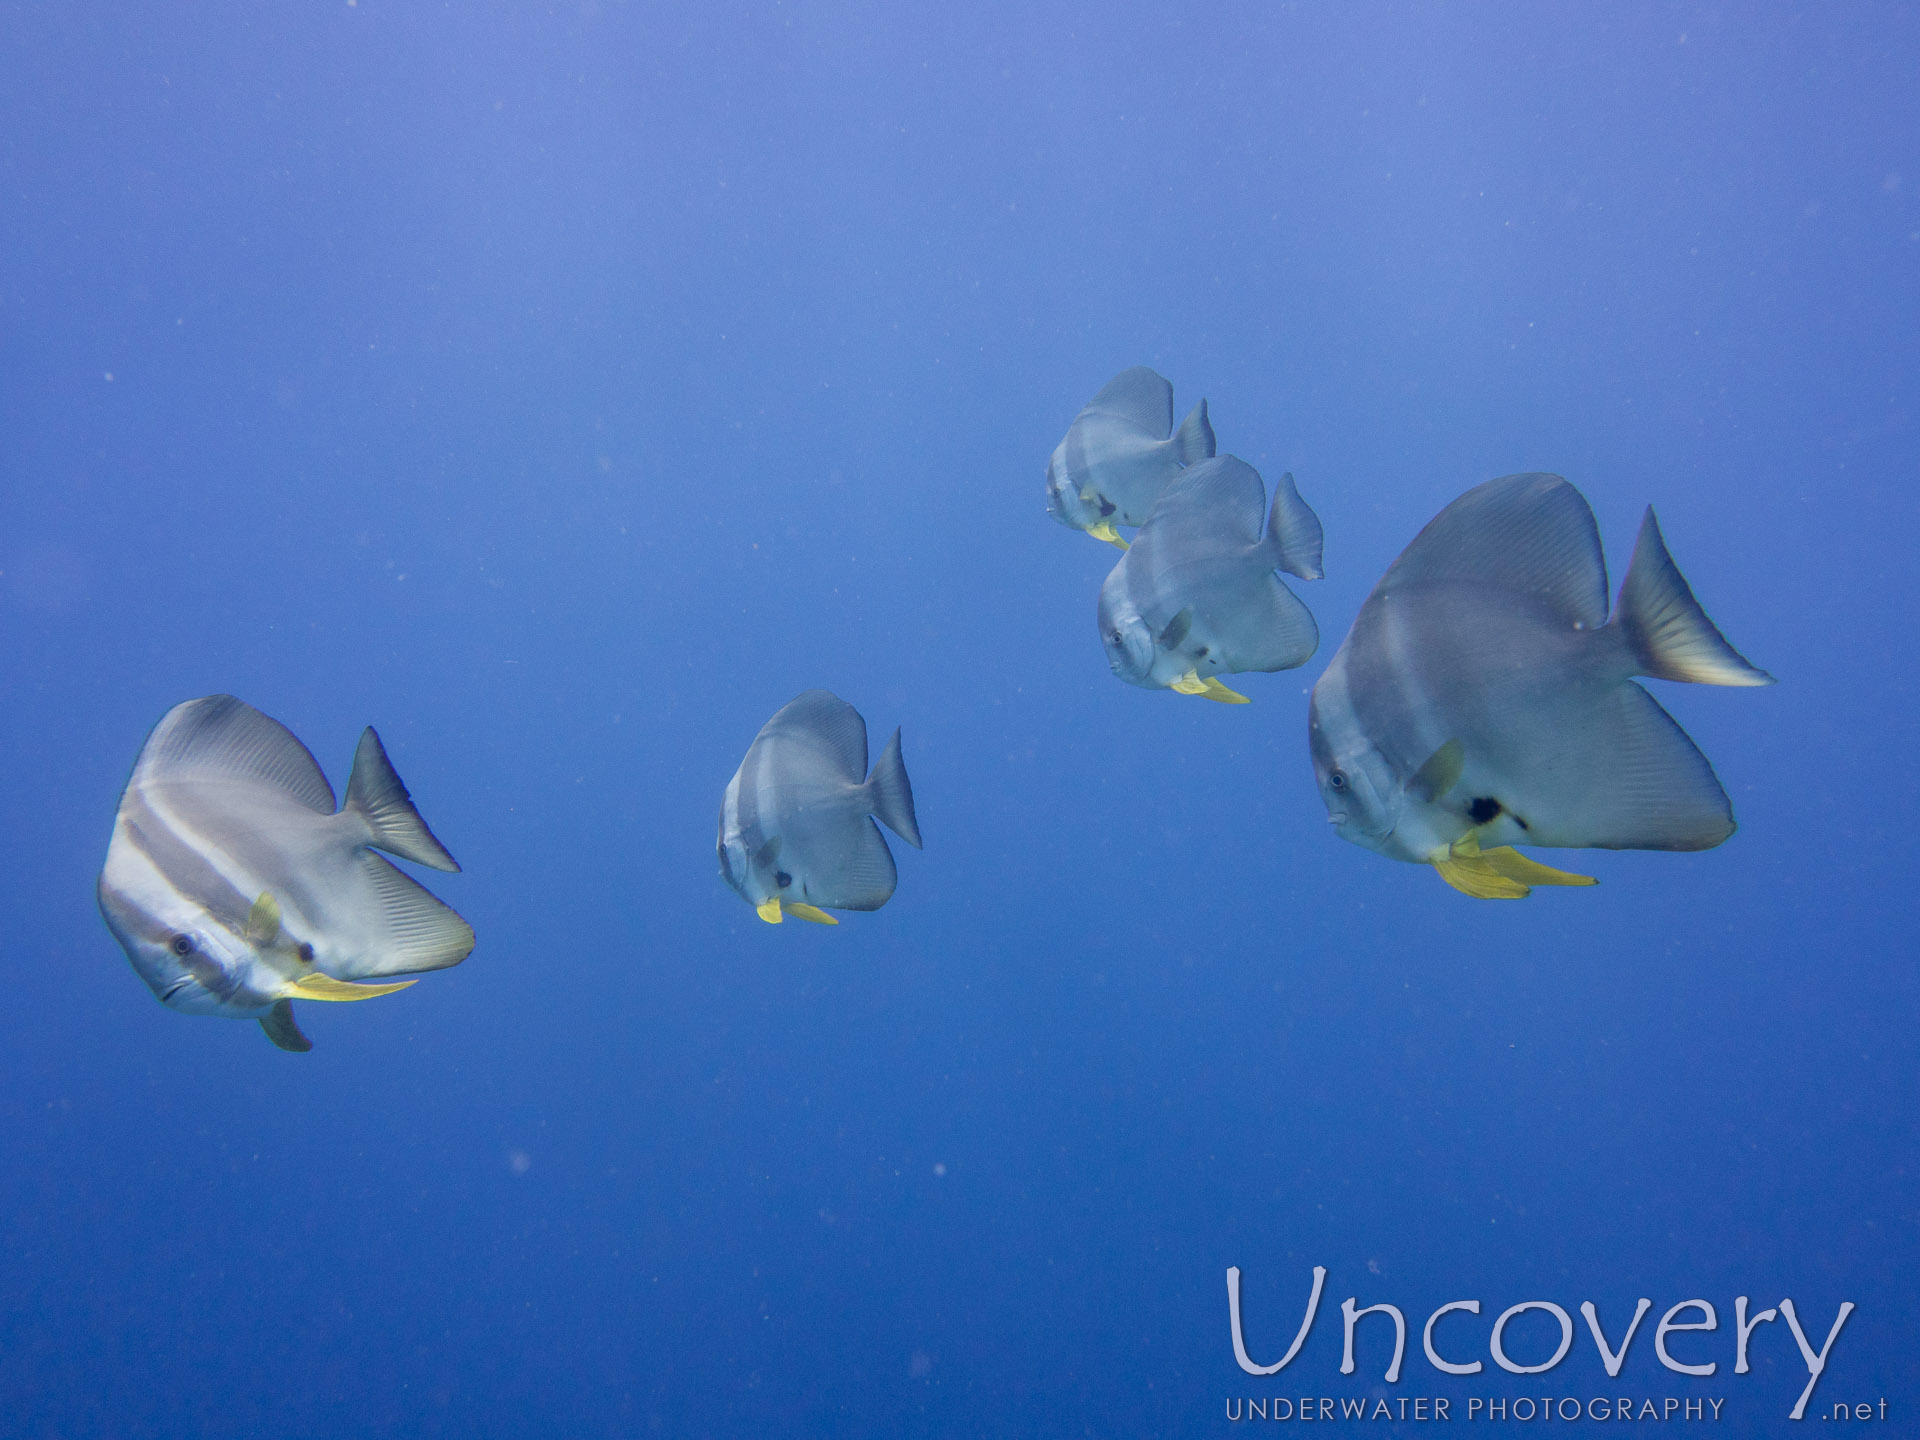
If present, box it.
[1380,473,1609,629]
[345,727,462,871]
[1139,456,1270,551]
[259,1000,312,1052]
[763,690,869,782]
[1084,366,1174,438]
[136,695,336,814]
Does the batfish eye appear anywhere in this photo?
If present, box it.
[1328,770,1348,791]
[169,933,194,957]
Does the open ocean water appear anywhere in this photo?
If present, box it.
[1,4,1915,1436]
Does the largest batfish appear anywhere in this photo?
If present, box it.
[99,695,474,1050]
[1308,473,1773,898]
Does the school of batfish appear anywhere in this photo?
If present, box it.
[98,364,1772,1047]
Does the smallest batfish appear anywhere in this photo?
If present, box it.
[1099,455,1324,702]
[99,695,474,1051]
[1309,473,1773,899]
[718,690,922,924]
[1046,366,1215,548]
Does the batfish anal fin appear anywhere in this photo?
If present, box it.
[1088,521,1129,550]
[259,999,312,1052]
[785,902,840,925]
[757,898,784,924]
[246,891,282,945]
[283,973,417,1002]
[1407,739,1465,804]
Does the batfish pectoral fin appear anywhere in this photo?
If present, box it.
[784,903,840,926]
[1158,607,1194,650]
[1198,676,1250,704]
[757,898,784,924]
[1407,739,1464,803]
[1477,846,1596,889]
[246,891,282,945]
[283,973,418,1002]
[1087,521,1129,550]
[259,999,312,1052]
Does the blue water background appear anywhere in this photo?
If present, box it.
[2,4,1915,1434]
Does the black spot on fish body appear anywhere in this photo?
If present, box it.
[1468,797,1503,825]
[774,869,792,889]
[296,942,315,964]
[1097,497,1116,517]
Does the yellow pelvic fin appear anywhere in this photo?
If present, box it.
[757,898,784,924]
[1198,675,1249,704]
[1433,855,1532,900]
[246,891,282,945]
[1434,834,1597,899]
[283,972,417,1002]
[784,902,839,926]
[1476,846,1597,889]
[1087,521,1129,550]
[1170,670,1250,704]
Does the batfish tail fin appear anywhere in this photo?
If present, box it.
[259,999,312,1052]
[864,728,922,848]
[345,727,463,871]
[1613,509,1773,686]
[1170,398,1215,465]
[1259,471,1325,581]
